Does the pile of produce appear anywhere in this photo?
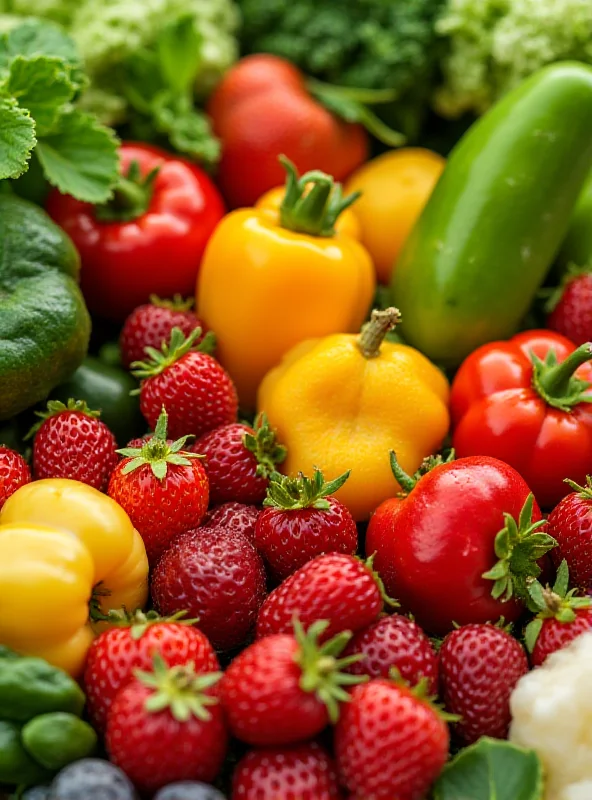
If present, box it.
[3,2,592,798]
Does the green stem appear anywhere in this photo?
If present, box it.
[357,308,401,359]
[389,451,416,494]
[536,343,592,398]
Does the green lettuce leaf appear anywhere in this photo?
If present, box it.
[7,55,75,135]
[0,96,35,179]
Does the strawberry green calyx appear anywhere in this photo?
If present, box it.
[482,494,557,603]
[293,618,367,723]
[263,468,350,511]
[358,308,402,359]
[135,654,222,723]
[131,326,216,380]
[524,559,592,653]
[116,407,202,480]
[26,398,101,439]
[532,343,592,412]
[389,449,455,497]
[564,475,592,500]
[389,668,460,723]
[279,155,360,238]
[243,413,287,479]
[106,609,199,639]
[149,294,194,312]
[362,553,400,609]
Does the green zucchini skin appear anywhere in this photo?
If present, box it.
[390,62,592,366]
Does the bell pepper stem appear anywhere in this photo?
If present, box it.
[358,308,402,359]
[535,343,592,401]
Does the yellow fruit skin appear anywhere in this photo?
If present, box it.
[258,334,450,521]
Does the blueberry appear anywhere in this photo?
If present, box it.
[153,782,227,800]
[22,789,51,800]
[49,758,138,800]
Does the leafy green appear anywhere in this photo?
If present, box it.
[0,96,34,179]
[7,55,74,134]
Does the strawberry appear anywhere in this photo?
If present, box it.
[220,620,366,746]
[132,327,238,440]
[108,408,209,566]
[201,502,260,544]
[83,610,219,732]
[343,614,439,694]
[547,477,592,588]
[334,676,450,800]
[29,399,118,491]
[547,268,592,346]
[438,622,528,744]
[524,559,592,666]
[193,414,286,505]
[231,742,341,800]
[256,553,389,641]
[106,655,227,795]
[152,526,266,651]
[255,469,358,581]
[0,446,31,509]
[120,295,209,369]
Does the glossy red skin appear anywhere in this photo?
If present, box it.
[366,456,543,635]
[201,502,260,544]
[451,330,592,509]
[83,623,219,732]
[220,634,330,746]
[256,553,382,641]
[531,608,592,666]
[547,491,592,587]
[0,447,31,510]
[343,615,439,695]
[255,498,358,581]
[438,624,528,744]
[335,679,449,800]
[207,54,368,209]
[120,302,207,369]
[46,143,225,322]
[106,678,228,794]
[548,273,592,346]
[231,743,341,800]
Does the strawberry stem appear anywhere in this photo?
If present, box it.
[149,294,194,312]
[263,468,349,511]
[131,326,215,380]
[243,413,287,479]
[25,398,101,440]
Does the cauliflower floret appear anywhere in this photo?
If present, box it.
[510,632,592,800]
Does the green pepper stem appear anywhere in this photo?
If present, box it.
[537,343,592,397]
[358,308,401,359]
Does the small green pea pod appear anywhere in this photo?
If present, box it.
[22,713,98,771]
[0,720,51,786]
[0,658,85,722]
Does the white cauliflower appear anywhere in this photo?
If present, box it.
[509,632,592,800]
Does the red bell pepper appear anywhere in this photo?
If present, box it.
[451,330,592,509]
[46,143,225,323]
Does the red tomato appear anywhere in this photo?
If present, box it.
[46,143,225,322]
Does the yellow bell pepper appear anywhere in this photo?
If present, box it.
[197,157,375,410]
[0,479,149,676]
[258,308,450,521]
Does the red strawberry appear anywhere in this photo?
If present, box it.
[132,327,238,440]
[255,469,358,581]
[152,527,266,651]
[343,615,439,694]
[29,399,118,491]
[524,559,592,666]
[106,655,227,795]
[193,414,286,505]
[120,295,209,369]
[83,610,219,732]
[0,446,31,509]
[232,742,340,800]
[256,553,388,641]
[547,477,592,587]
[438,623,528,744]
[220,620,365,746]
[547,268,592,346]
[201,502,260,544]
[108,408,209,566]
[335,677,450,800]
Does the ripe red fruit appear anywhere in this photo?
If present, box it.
[152,527,266,651]
[30,399,118,491]
[231,742,341,800]
[335,678,450,800]
[201,502,260,544]
[106,656,227,794]
[193,414,286,505]
[547,477,592,588]
[132,327,238,440]
[83,610,219,732]
[343,615,439,695]
[547,269,592,346]
[255,469,358,581]
[108,408,209,566]
[220,620,365,746]
[0,446,31,509]
[256,553,387,641]
[438,623,528,744]
[120,296,209,369]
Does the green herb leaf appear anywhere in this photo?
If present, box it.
[0,19,81,81]
[150,92,220,165]
[0,96,35,179]
[36,109,119,203]
[7,56,74,135]
[157,14,202,95]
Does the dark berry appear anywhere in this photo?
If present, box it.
[49,759,138,800]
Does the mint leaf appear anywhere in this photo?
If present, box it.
[7,56,74,135]
[36,110,119,202]
[433,738,544,800]
[0,96,35,179]
[151,92,220,165]
[157,14,202,95]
